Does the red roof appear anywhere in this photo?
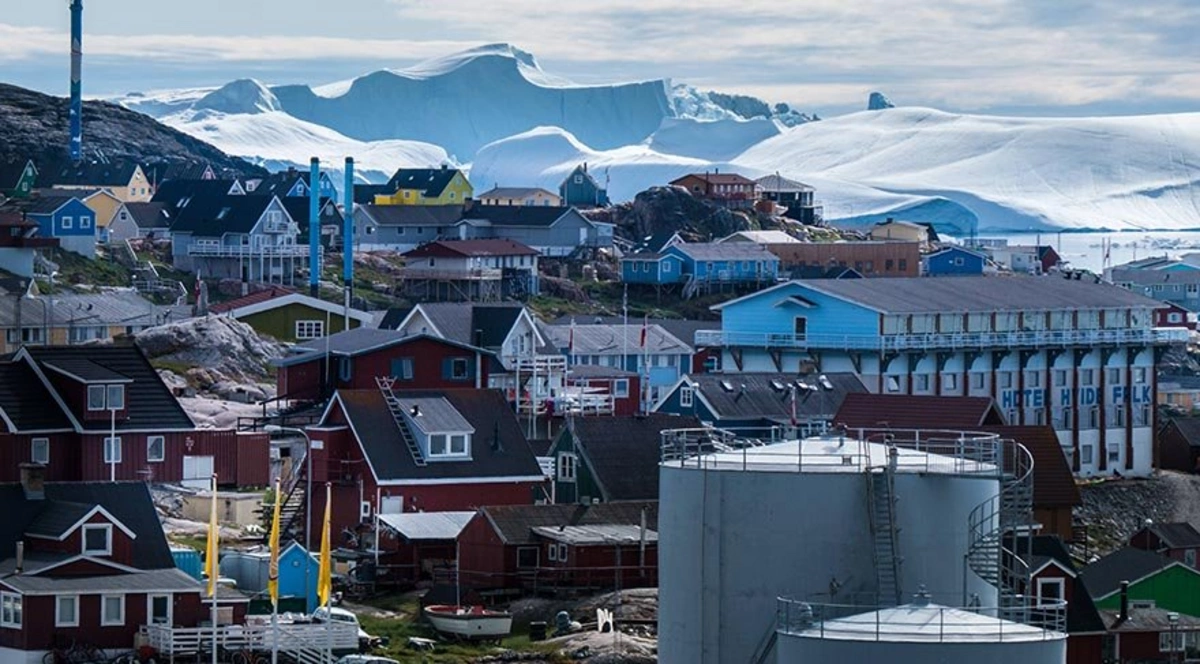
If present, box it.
[671,172,757,186]
[403,239,539,258]
[979,425,1081,508]
[833,393,1006,430]
[209,286,295,314]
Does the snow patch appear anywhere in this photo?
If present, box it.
[193,79,281,114]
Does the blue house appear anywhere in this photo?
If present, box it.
[559,163,609,208]
[22,195,95,258]
[923,246,987,276]
[664,242,780,286]
[247,169,339,199]
[621,252,686,284]
[221,541,320,610]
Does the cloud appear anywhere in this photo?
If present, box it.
[2,0,1199,114]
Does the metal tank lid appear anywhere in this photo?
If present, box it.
[786,601,1066,644]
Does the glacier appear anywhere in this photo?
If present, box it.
[114,44,1200,232]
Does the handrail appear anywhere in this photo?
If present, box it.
[775,596,1067,642]
[695,327,1190,351]
[965,438,1035,606]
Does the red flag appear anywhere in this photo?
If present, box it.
[640,315,648,348]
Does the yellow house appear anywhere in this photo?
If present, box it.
[375,166,473,206]
[477,186,563,207]
[868,218,933,246]
[82,189,123,240]
[49,161,153,203]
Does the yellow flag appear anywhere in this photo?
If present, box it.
[267,477,282,606]
[317,483,333,607]
[204,474,220,597]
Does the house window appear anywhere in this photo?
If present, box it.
[898,259,907,271]
[953,257,964,266]
[613,379,630,398]
[557,543,568,562]
[517,546,539,568]
[663,262,672,272]
[62,216,73,229]
[450,358,469,380]
[574,175,583,184]
[101,594,124,626]
[106,385,125,410]
[449,434,467,455]
[295,320,324,340]
[103,437,122,464]
[55,595,79,627]
[1036,578,1064,606]
[428,433,470,458]
[31,438,49,465]
[147,436,165,463]
[679,387,694,408]
[557,452,577,482]
[88,385,107,410]
[548,542,558,561]
[391,358,414,380]
[83,524,112,555]
[1080,444,1094,465]
[147,594,171,626]
[885,259,895,271]
[80,215,92,229]
[1186,549,1197,568]
[0,592,21,628]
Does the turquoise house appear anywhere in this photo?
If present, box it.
[221,541,322,611]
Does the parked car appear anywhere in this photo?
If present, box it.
[313,607,388,652]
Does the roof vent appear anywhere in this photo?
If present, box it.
[719,381,734,393]
[819,375,834,390]
[770,380,786,392]
[911,585,931,607]
[410,404,421,417]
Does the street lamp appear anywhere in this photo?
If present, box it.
[264,424,314,611]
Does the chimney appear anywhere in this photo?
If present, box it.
[20,462,45,500]
[582,162,588,173]
[14,542,23,575]
[1118,580,1130,623]
[473,328,484,347]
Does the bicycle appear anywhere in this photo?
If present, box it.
[227,645,268,664]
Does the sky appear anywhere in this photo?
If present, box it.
[2,0,1198,118]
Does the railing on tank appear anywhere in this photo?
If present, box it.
[775,594,1067,643]
[659,425,1004,477]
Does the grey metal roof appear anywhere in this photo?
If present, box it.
[531,524,658,546]
[1110,268,1200,285]
[278,330,493,368]
[23,501,93,538]
[481,501,658,546]
[791,275,1165,314]
[395,396,474,435]
[566,414,701,501]
[478,187,558,200]
[356,204,463,227]
[550,315,717,348]
[681,372,867,422]
[670,242,780,262]
[43,359,132,383]
[377,511,475,541]
[121,202,172,230]
[755,174,813,192]
[1,567,201,594]
[1081,547,1180,600]
[541,323,692,355]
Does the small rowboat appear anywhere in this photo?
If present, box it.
[423,605,513,640]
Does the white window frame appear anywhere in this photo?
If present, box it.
[104,436,122,464]
[80,215,92,229]
[147,436,165,463]
[295,320,324,340]
[88,384,107,411]
[1187,549,1197,568]
[557,452,577,482]
[548,543,558,562]
[31,438,49,465]
[55,595,79,628]
[0,592,21,628]
[100,594,125,627]
[450,358,469,380]
[613,379,630,398]
[107,385,125,410]
[1036,577,1064,606]
[82,523,113,556]
[1107,445,1121,463]
[557,543,567,562]
[62,216,73,229]
[679,387,694,408]
[147,594,172,626]
[1080,444,1094,465]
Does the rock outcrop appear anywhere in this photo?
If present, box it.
[135,316,285,391]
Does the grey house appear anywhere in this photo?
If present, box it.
[353,204,463,252]
[171,194,312,284]
[457,205,613,257]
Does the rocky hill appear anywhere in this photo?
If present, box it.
[0,82,265,177]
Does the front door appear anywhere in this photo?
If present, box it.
[794,317,808,340]
[182,455,215,489]
[147,594,172,626]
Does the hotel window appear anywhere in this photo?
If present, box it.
[295,320,324,340]
[1112,406,1126,427]
[0,592,21,628]
[1080,369,1095,387]
[1088,407,1100,429]
[1107,446,1120,464]
[1026,372,1041,388]
[1108,368,1122,384]
[1033,408,1046,426]
[1080,444,1094,465]
[31,438,49,465]
[999,373,1013,389]
[55,595,78,628]
[885,376,901,393]
[1054,370,1067,387]
[943,374,958,391]
[101,595,124,627]
[915,374,930,392]
[970,373,985,390]
[147,436,165,463]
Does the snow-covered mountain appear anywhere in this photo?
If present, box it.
[116,44,1200,232]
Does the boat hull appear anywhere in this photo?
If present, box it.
[423,605,513,639]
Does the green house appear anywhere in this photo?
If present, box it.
[209,288,374,343]
[0,159,37,199]
[546,413,698,504]
[1082,547,1200,617]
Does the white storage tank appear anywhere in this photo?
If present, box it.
[775,593,1067,664]
[657,429,1007,664]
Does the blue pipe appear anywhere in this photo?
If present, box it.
[69,0,83,162]
[309,157,320,296]
[343,157,354,288]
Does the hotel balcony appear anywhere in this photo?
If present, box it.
[694,327,1190,352]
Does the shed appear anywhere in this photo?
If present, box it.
[220,542,320,611]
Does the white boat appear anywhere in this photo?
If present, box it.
[423,605,513,639]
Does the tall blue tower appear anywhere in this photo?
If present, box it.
[69,0,83,162]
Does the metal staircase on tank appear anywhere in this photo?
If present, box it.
[965,438,1035,613]
[376,376,426,467]
[866,447,903,607]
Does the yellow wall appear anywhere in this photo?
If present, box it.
[84,192,122,230]
[869,223,926,244]
[374,171,473,206]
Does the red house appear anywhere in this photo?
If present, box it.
[1024,535,1107,664]
[1157,302,1196,330]
[1129,521,1200,569]
[274,329,495,402]
[669,172,758,209]
[0,345,268,488]
[559,365,640,417]
[0,466,209,659]
[457,501,658,594]
[303,388,547,541]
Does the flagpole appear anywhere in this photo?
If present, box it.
[206,474,219,664]
[268,477,282,664]
[318,482,333,664]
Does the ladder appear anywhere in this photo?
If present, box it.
[867,463,902,606]
[376,376,426,466]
